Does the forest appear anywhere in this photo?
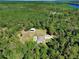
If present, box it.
[0,2,79,59]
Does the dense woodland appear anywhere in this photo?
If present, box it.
[0,2,79,59]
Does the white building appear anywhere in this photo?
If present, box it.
[30,28,36,32]
[33,35,53,43]
[45,35,53,39]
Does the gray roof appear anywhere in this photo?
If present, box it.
[37,36,45,43]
